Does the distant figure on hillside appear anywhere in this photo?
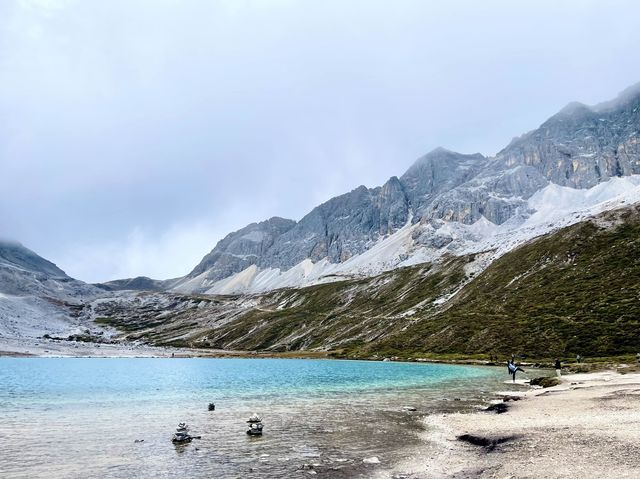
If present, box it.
[636,352,640,364]
[507,359,524,382]
[576,354,582,363]
[555,359,562,377]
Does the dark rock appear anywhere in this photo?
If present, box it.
[485,403,509,414]
[530,377,561,388]
[457,433,519,451]
[501,395,522,402]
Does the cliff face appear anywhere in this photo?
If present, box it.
[496,83,640,189]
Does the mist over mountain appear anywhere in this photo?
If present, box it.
[170,82,640,295]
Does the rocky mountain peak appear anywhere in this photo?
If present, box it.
[185,216,297,284]
[172,81,640,294]
[555,101,592,117]
[594,81,640,112]
[0,240,68,278]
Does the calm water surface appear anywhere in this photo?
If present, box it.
[0,358,505,478]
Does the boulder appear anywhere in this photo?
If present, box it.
[530,377,560,388]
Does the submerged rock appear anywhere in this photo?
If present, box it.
[363,456,381,464]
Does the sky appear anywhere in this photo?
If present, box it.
[1,0,640,283]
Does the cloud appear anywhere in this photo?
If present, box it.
[2,0,640,281]
[58,221,224,283]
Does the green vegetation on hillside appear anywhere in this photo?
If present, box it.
[372,206,640,358]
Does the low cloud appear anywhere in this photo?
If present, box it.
[58,221,224,283]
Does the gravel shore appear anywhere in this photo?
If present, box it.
[389,371,640,479]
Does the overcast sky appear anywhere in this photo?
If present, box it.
[1,0,640,283]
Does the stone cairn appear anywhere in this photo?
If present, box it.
[246,413,264,436]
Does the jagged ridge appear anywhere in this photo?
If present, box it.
[171,82,640,294]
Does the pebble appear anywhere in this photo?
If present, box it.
[363,456,381,464]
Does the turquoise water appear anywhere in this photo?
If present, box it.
[0,358,504,478]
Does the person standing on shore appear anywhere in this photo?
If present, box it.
[555,358,562,377]
[507,359,524,382]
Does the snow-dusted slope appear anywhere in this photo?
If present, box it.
[194,175,640,294]
[0,241,103,339]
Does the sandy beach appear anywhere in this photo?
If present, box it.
[390,370,640,479]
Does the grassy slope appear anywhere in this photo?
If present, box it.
[192,255,470,352]
[371,205,640,358]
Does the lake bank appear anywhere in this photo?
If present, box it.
[390,370,640,478]
[2,336,635,374]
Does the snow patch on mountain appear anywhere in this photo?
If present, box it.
[194,175,640,294]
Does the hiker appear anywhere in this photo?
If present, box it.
[555,358,562,377]
[507,359,524,382]
[576,354,582,363]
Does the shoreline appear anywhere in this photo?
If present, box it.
[2,336,635,371]
[389,370,640,478]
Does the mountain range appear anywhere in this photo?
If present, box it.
[1,82,640,357]
[169,81,640,294]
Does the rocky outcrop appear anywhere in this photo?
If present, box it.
[496,82,640,189]
[185,216,296,282]
[259,179,410,270]
[400,147,488,219]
